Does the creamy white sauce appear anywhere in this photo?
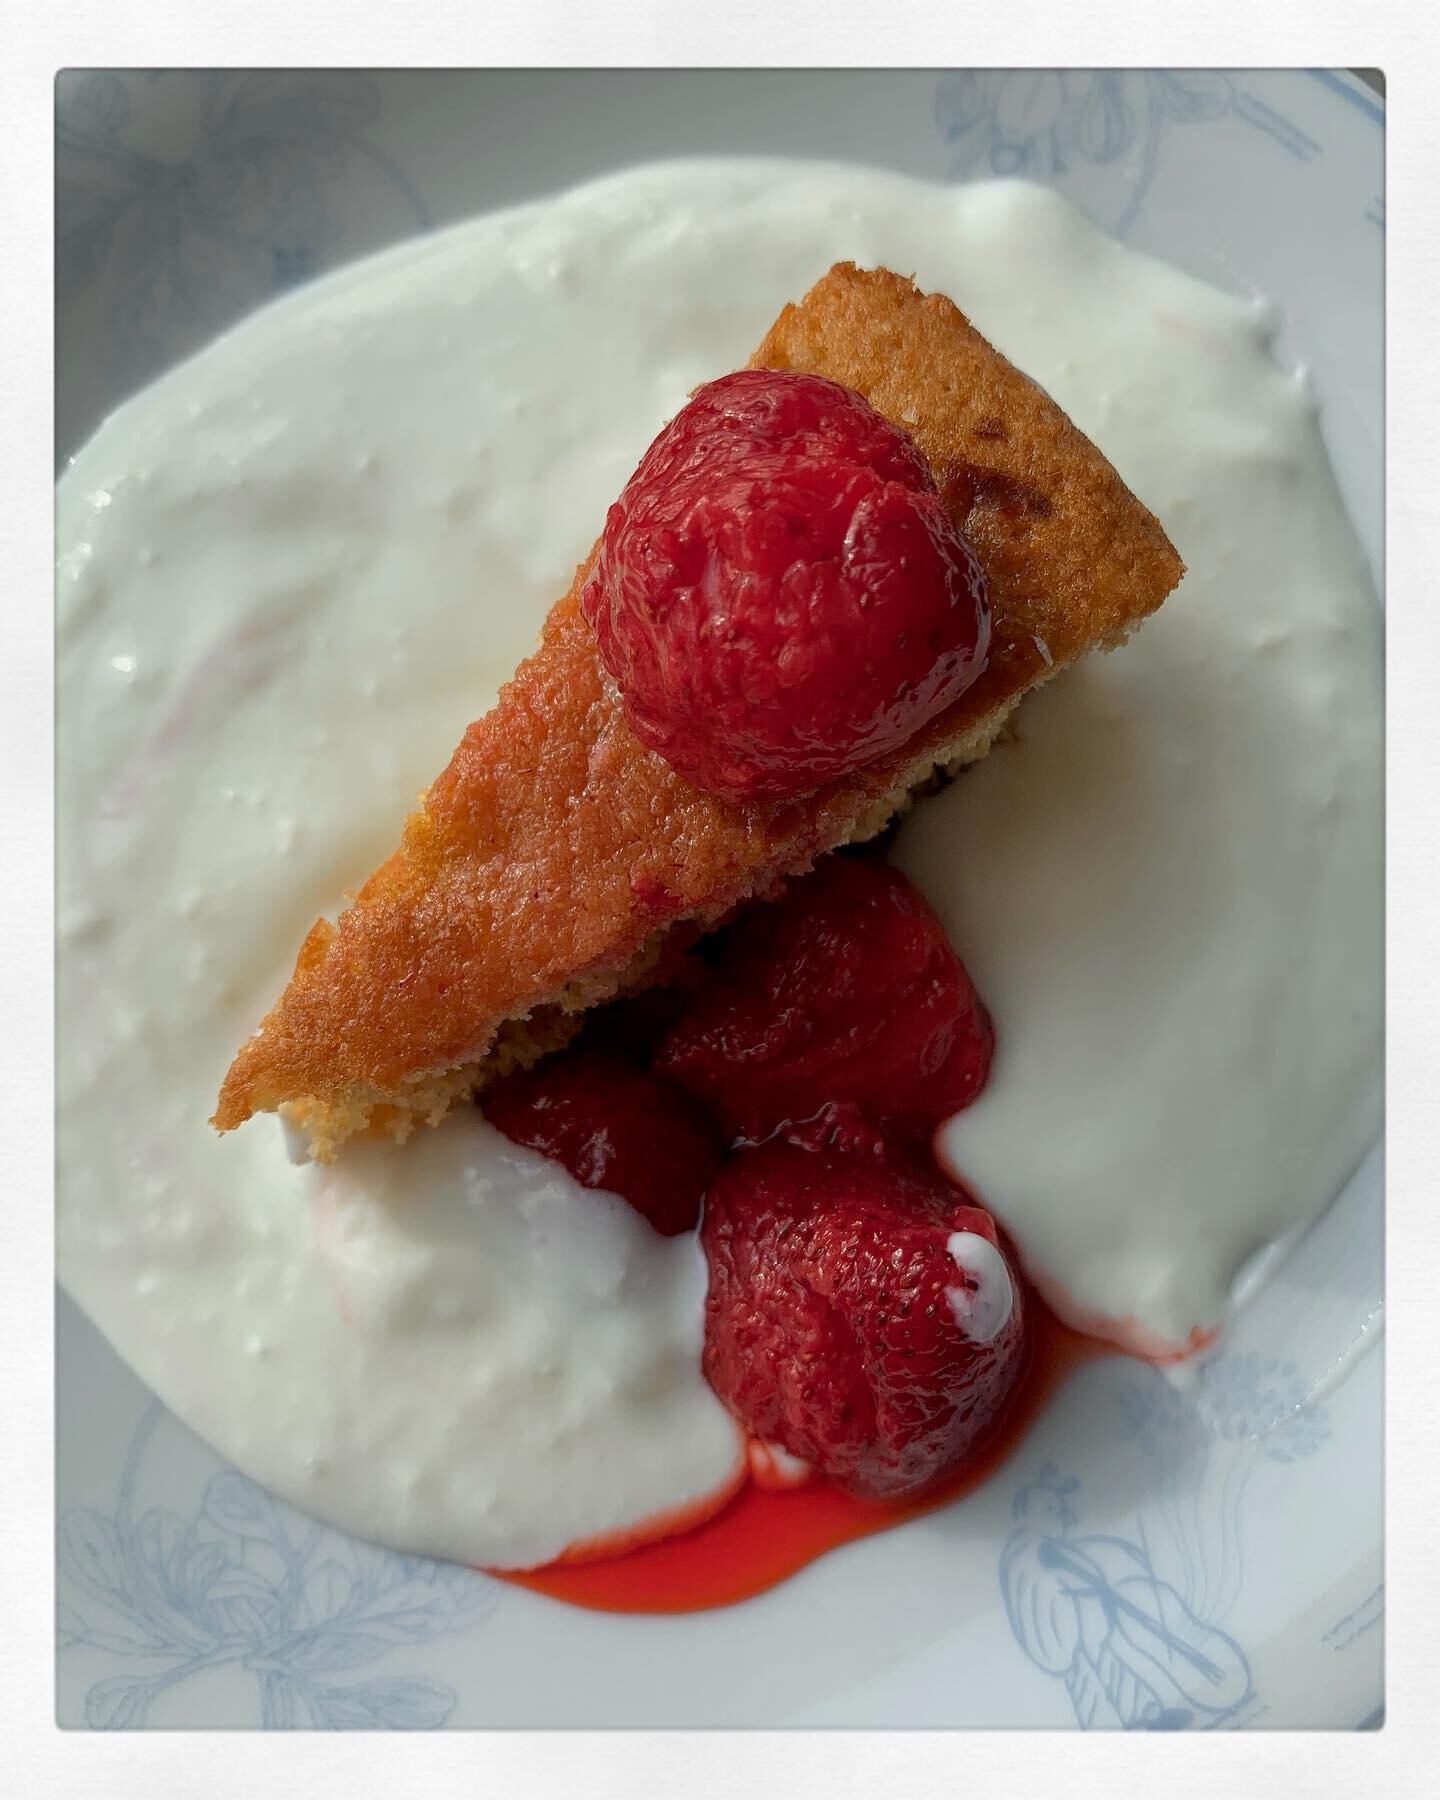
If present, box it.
[748,1440,815,1490]
[57,161,1381,1563]
[945,1231,1016,1345]
[891,199,1382,1353]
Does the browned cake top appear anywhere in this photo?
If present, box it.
[215,263,1183,1133]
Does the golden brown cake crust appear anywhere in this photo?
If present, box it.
[214,263,1183,1150]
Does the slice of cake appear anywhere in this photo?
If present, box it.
[214,263,1183,1159]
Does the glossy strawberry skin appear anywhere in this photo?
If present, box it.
[579,369,990,804]
[700,1139,1028,1499]
[655,856,994,1149]
[482,1050,724,1236]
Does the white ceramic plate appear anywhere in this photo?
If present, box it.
[55,68,1383,1730]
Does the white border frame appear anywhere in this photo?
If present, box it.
[7,3,1439,1795]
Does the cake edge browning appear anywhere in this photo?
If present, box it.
[214,262,1183,1159]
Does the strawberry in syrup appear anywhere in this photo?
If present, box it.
[701,1136,1027,1499]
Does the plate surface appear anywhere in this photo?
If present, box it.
[55,68,1383,1730]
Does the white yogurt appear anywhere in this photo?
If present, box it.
[890,196,1382,1354]
[57,161,1381,1564]
[945,1231,1016,1345]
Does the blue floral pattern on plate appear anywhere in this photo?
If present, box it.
[935,70,1324,236]
[58,1404,498,1729]
[1000,1353,1333,1729]
[1001,1466,1254,1729]
[56,71,430,409]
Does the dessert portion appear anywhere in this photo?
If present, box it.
[206,279,1092,1511]
[213,262,1182,1161]
[57,163,1382,1575]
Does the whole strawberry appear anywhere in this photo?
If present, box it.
[579,369,990,804]
[701,1138,1028,1498]
[656,856,993,1149]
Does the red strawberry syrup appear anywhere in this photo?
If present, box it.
[493,1291,1113,1615]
